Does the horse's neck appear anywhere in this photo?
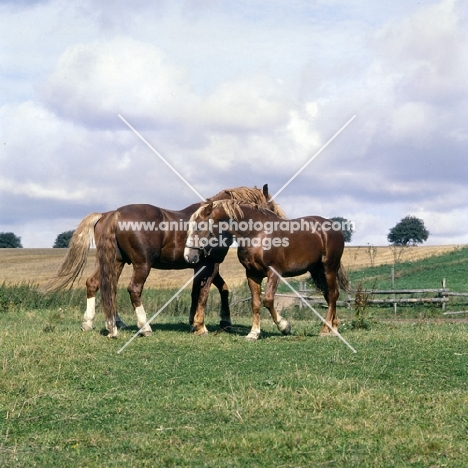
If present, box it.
[180,202,203,216]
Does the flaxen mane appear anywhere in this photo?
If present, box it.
[208,186,287,219]
[191,200,274,223]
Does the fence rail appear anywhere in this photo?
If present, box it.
[291,274,468,314]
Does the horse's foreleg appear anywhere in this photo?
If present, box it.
[263,272,291,336]
[245,276,263,341]
[320,266,339,336]
[190,264,216,336]
[128,265,152,337]
[212,269,231,332]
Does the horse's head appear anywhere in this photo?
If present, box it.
[184,203,215,264]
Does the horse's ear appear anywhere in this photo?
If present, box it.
[203,202,214,216]
[262,184,269,198]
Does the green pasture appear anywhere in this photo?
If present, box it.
[1,248,468,467]
[348,245,468,292]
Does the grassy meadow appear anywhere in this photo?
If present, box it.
[0,246,468,466]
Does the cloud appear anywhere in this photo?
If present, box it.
[41,37,292,134]
[375,0,468,101]
[41,39,192,129]
[1,0,467,248]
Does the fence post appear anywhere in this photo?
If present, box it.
[392,266,397,315]
[442,278,447,311]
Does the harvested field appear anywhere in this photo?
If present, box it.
[0,244,463,289]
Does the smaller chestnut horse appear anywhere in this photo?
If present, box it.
[184,200,348,340]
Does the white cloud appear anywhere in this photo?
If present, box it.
[202,76,289,131]
[389,102,437,144]
[1,0,467,247]
[375,0,467,100]
[41,37,292,135]
[41,38,193,128]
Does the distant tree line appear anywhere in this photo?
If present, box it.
[0,232,22,248]
[53,230,75,248]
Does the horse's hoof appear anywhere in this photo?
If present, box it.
[220,320,232,333]
[276,318,291,336]
[245,331,260,341]
[139,330,153,337]
[319,328,338,337]
[116,320,128,330]
[81,322,93,331]
[192,325,209,336]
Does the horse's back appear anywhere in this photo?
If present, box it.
[114,204,194,268]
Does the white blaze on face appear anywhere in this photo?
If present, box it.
[184,218,200,263]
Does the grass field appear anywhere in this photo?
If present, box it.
[0,314,467,467]
[1,246,468,466]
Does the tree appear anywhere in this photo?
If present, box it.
[53,230,75,248]
[0,232,23,248]
[387,215,429,246]
[330,216,354,243]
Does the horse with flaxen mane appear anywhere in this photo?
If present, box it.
[45,185,286,338]
[184,200,349,340]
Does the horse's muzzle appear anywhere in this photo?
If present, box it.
[184,246,200,264]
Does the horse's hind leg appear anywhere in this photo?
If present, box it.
[82,268,99,331]
[263,271,291,336]
[82,263,127,331]
[212,269,231,332]
[127,264,152,337]
[113,262,127,329]
[319,262,340,336]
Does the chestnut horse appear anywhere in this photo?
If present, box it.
[45,186,286,337]
[184,200,348,340]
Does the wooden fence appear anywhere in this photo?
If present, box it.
[288,272,468,315]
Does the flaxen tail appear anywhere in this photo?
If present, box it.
[97,211,121,324]
[42,213,102,293]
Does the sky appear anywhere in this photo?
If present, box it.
[0,0,467,247]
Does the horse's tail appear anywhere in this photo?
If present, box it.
[337,262,350,293]
[97,211,121,326]
[309,263,328,296]
[309,262,350,295]
[42,212,102,293]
